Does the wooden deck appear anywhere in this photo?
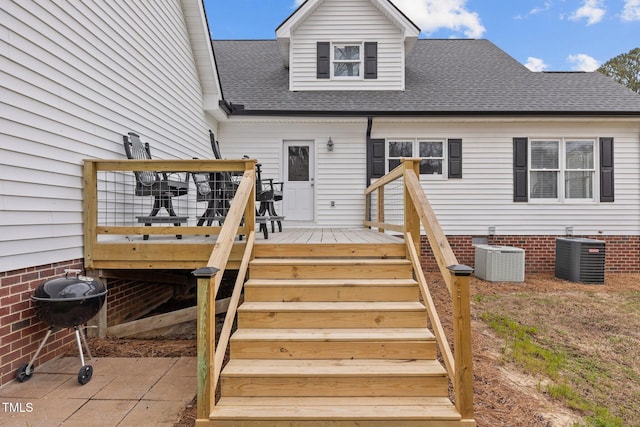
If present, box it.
[84,159,474,425]
[256,227,402,244]
[87,227,403,270]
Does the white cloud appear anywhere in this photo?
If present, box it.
[570,0,606,25]
[530,1,553,15]
[622,0,640,21]
[525,57,549,71]
[291,0,485,38]
[567,53,601,71]
[391,0,486,38]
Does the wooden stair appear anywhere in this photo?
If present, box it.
[211,243,471,426]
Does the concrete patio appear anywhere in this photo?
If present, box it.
[0,356,195,426]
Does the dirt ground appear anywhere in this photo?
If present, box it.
[84,272,640,427]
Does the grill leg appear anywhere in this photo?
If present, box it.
[74,326,86,367]
[25,327,54,374]
[77,326,93,362]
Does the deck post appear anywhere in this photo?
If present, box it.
[403,159,421,250]
[193,266,219,423]
[376,186,384,232]
[82,160,97,269]
[244,160,256,237]
[448,264,475,420]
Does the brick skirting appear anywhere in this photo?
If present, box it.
[0,260,171,388]
[420,235,640,274]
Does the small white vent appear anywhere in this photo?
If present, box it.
[474,245,525,282]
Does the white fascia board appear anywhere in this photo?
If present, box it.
[276,0,323,66]
[181,0,223,104]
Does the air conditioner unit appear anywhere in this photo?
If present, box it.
[474,245,525,282]
[555,238,605,284]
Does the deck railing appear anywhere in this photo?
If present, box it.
[82,159,257,269]
[364,158,475,421]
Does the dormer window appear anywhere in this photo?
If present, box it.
[333,44,361,78]
[317,42,377,80]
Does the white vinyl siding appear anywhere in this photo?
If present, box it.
[289,0,404,91]
[220,118,640,236]
[1,0,216,272]
[218,119,368,226]
[375,120,640,236]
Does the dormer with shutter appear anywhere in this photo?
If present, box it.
[276,0,420,91]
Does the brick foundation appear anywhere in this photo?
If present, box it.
[0,261,174,388]
[0,260,83,387]
[420,235,640,274]
[107,280,174,326]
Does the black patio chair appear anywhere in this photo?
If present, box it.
[255,162,284,233]
[123,132,189,240]
[208,131,284,238]
[191,169,233,227]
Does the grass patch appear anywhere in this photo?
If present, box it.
[481,312,565,379]
[478,291,640,427]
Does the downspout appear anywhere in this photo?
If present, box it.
[365,116,373,185]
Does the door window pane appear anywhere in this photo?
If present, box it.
[288,146,309,181]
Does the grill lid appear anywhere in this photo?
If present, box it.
[32,270,107,302]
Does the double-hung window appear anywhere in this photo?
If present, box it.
[387,139,446,177]
[317,41,377,80]
[333,43,361,78]
[530,138,595,201]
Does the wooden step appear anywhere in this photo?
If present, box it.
[237,301,428,328]
[211,397,470,426]
[254,242,406,259]
[230,328,436,359]
[244,278,420,302]
[249,258,413,279]
[220,359,449,398]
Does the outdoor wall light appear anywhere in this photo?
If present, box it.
[327,137,334,152]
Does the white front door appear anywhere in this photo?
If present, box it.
[283,141,314,221]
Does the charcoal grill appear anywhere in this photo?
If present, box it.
[16,269,107,385]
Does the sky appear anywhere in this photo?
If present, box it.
[203,0,639,72]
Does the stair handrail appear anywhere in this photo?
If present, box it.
[402,160,475,421]
[193,160,256,423]
[213,230,255,391]
[405,231,455,379]
[365,158,474,421]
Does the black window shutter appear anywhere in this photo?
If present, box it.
[317,42,330,79]
[447,139,462,178]
[513,137,528,202]
[364,42,377,79]
[599,137,614,202]
[369,138,386,179]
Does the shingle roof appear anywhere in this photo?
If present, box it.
[211,39,640,115]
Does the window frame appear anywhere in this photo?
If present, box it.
[331,42,363,80]
[385,138,448,179]
[528,137,597,203]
